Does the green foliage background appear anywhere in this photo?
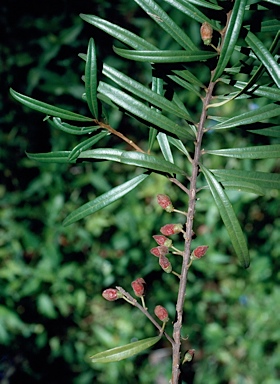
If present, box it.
[1,0,280,383]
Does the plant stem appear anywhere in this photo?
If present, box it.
[171,80,216,383]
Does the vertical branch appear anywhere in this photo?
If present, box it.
[171,80,216,383]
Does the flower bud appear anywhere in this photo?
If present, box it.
[157,194,174,213]
[154,305,169,322]
[200,22,213,45]
[150,245,169,258]
[102,288,122,301]
[193,245,209,259]
[160,223,183,236]
[153,235,173,248]
[182,349,195,364]
[131,278,146,297]
[159,255,172,273]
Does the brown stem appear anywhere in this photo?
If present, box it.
[96,121,145,153]
[171,80,216,383]
[116,286,174,346]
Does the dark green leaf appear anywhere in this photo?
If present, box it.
[157,132,174,163]
[211,169,280,190]
[63,174,149,226]
[114,47,217,63]
[211,104,280,130]
[97,82,194,140]
[85,38,99,119]
[134,0,197,51]
[80,14,157,50]
[50,118,100,135]
[212,0,247,81]
[90,336,161,363]
[200,164,250,268]
[249,126,280,138]
[220,79,280,101]
[79,149,186,175]
[102,64,193,121]
[68,131,109,161]
[179,0,222,10]
[245,31,280,88]
[163,0,220,30]
[27,151,74,163]
[205,144,280,159]
[10,88,93,122]
[171,69,205,89]
[221,181,265,195]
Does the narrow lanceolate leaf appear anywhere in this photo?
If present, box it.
[90,336,161,363]
[212,0,247,81]
[79,149,186,175]
[245,31,280,88]
[68,131,109,161]
[163,0,220,30]
[98,82,194,140]
[181,0,222,10]
[80,14,157,50]
[221,181,265,195]
[114,47,217,63]
[10,89,93,122]
[102,64,193,121]
[200,164,250,268]
[85,38,99,119]
[249,126,280,138]
[220,80,280,102]
[157,132,174,163]
[205,144,280,159]
[50,118,100,135]
[27,151,73,163]
[212,103,280,130]
[133,0,197,51]
[63,174,149,226]
[211,169,280,190]
[148,76,163,152]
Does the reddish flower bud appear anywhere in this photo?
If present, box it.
[193,245,209,259]
[150,245,169,258]
[131,278,146,297]
[102,288,122,301]
[200,22,213,45]
[159,255,172,273]
[153,235,173,248]
[154,305,169,322]
[160,223,183,236]
[157,194,174,213]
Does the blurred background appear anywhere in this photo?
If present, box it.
[1,0,280,383]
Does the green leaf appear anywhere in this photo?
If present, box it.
[102,64,193,121]
[85,38,99,119]
[10,88,93,122]
[63,174,149,226]
[211,169,280,190]
[97,82,194,140]
[205,144,280,159]
[79,149,186,175]
[220,79,280,102]
[212,0,247,81]
[249,126,280,138]
[133,0,197,51]
[221,181,265,195]
[179,0,222,10]
[80,14,157,50]
[68,131,109,161]
[163,0,220,30]
[211,103,280,130]
[245,31,280,88]
[89,335,161,363]
[200,164,250,268]
[114,47,217,63]
[168,137,191,159]
[27,151,74,163]
[50,118,100,135]
[171,69,205,89]
[157,132,174,163]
